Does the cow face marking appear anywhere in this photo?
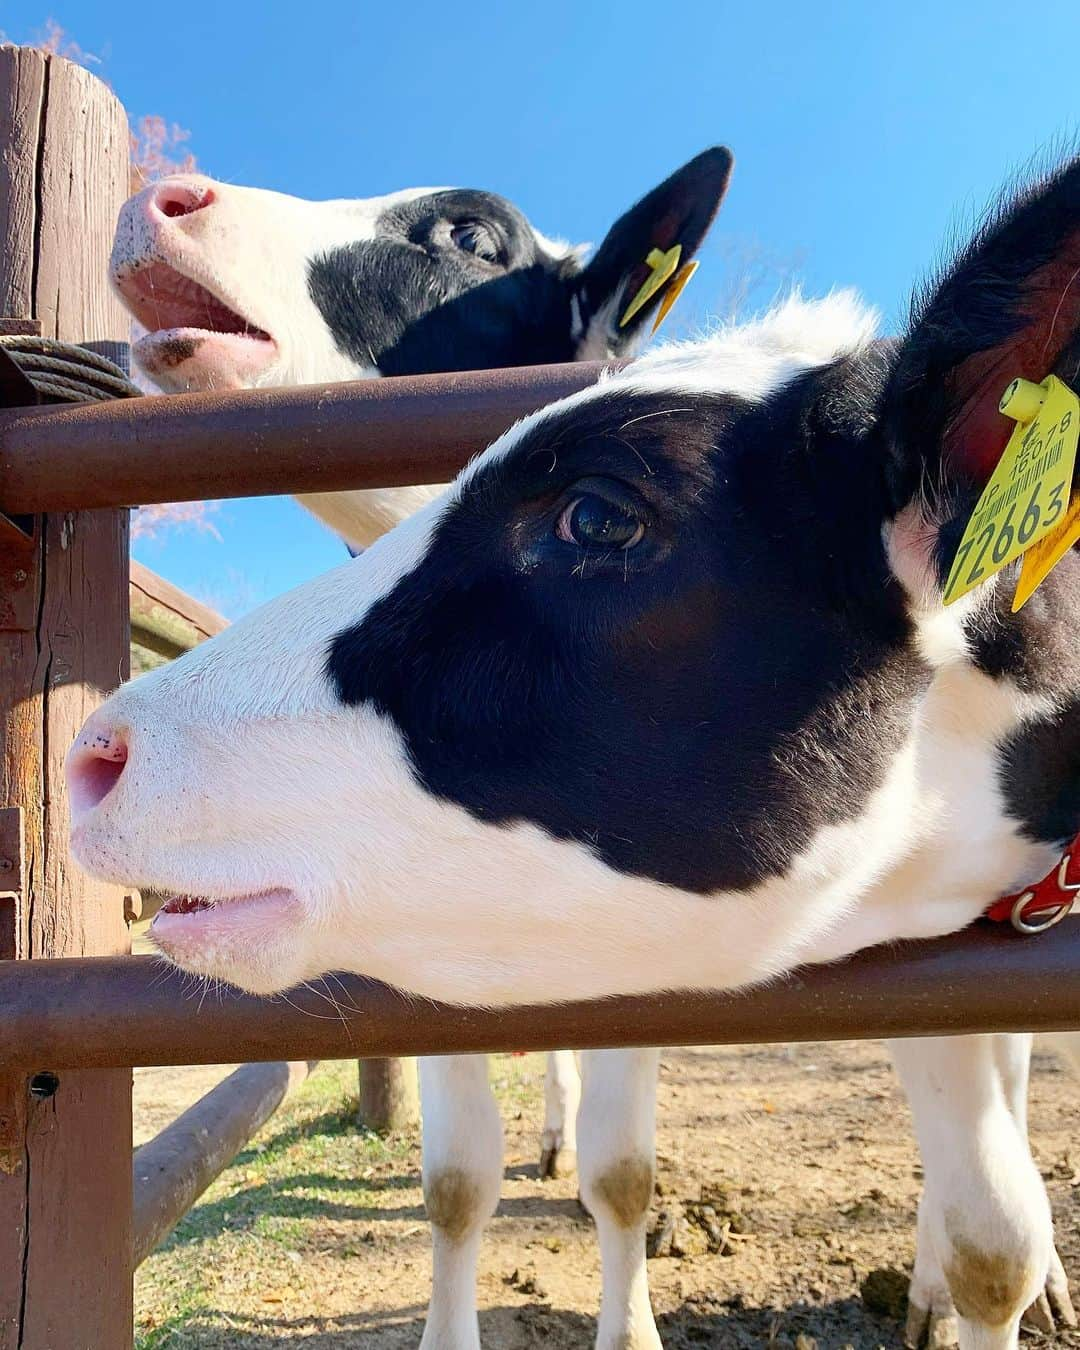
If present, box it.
[307,190,580,376]
[326,358,924,894]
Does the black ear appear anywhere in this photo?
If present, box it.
[881,154,1080,543]
[573,147,733,357]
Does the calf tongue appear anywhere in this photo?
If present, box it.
[160,895,215,915]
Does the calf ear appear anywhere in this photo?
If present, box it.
[573,147,733,357]
[881,156,1080,588]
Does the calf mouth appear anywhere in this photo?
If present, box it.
[114,260,277,382]
[150,886,303,965]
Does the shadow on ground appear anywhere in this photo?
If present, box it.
[158,1168,587,1256]
[144,1295,908,1348]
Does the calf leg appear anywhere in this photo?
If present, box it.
[889,1035,1052,1350]
[992,1036,1076,1336]
[578,1048,661,1350]
[540,1050,581,1179]
[418,1054,503,1350]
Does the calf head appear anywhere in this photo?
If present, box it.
[72,157,1080,1004]
[112,150,732,394]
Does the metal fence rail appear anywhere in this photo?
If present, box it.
[0,361,609,512]
[3,924,1079,1074]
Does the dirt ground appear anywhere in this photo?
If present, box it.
[133,1039,1080,1348]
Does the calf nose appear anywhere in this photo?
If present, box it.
[66,720,129,815]
[149,176,215,220]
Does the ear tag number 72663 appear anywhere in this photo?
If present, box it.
[942,375,1080,607]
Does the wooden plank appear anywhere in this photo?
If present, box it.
[129,560,227,650]
[132,1062,314,1267]
[0,47,132,1350]
[0,50,44,324]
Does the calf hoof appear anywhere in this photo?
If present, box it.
[904,1292,958,1348]
[539,1130,576,1180]
[1021,1246,1077,1334]
[906,1249,1075,1347]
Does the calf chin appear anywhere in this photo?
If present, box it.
[149,893,318,996]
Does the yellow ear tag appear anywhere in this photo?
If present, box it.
[942,374,1080,607]
[651,259,699,335]
[619,244,682,329]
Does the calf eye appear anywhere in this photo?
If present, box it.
[450,221,502,263]
[556,493,645,549]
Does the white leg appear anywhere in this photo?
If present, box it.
[418,1054,503,1350]
[992,1035,1076,1335]
[991,1033,1032,1136]
[889,1035,1051,1350]
[540,1049,581,1179]
[578,1048,661,1350]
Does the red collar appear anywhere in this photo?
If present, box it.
[986,831,1080,933]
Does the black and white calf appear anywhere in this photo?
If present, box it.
[111,151,730,547]
[111,146,731,1173]
[80,156,1080,1347]
[108,149,732,1333]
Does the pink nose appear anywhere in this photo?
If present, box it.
[67,724,129,814]
[149,177,215,220]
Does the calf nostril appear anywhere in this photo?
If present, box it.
[68,736,128,813]
[153,181,214,220]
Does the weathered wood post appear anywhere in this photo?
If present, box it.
[359,1055,420,1134]
[0,47,133,1349]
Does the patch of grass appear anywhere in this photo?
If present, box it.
[135,1054,549,1344]
[135,1284,211,1348]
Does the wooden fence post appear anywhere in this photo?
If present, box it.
[358,1056,420,1134]
[0,47,133,1349]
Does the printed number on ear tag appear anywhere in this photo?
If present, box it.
[943,375,1080,607]
[1013,488,1080,610]
[619,245,682,329]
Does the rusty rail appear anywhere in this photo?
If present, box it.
[0,362,610,512]
[3,924,1079,1073]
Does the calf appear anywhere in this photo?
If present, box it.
[109,151,730,1338]
[113,145,730,1178]
[84,156,1080,1348]
[111,152,729,548]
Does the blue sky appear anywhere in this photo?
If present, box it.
[10,2,1080,616]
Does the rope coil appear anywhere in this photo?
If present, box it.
[0,335,141,404]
